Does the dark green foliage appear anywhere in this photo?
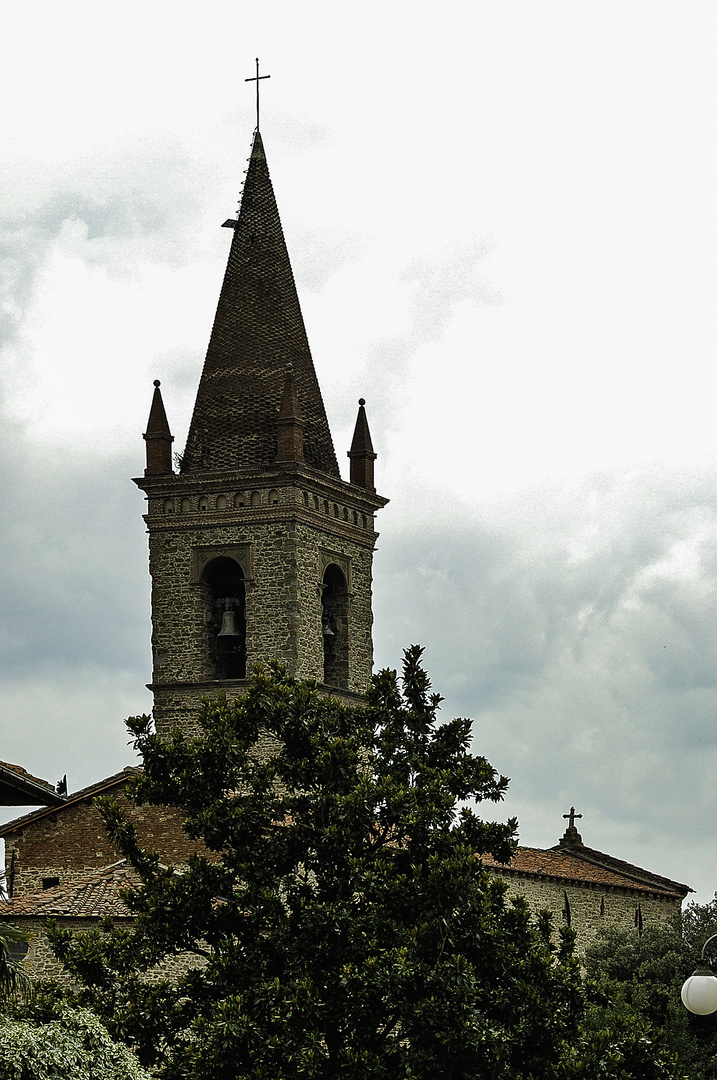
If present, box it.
[584,899,717,1079]
[0,922,32,1000]
[49,648,680,1079]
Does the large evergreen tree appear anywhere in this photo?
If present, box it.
[50,648,680,1079]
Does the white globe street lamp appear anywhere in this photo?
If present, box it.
[681,934,717,1015]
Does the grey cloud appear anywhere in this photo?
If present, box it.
[0,142,203,354]
[372,467,717,898]
[0,434,149,681]
[329,239,500,437]
[293,228,362,292]
[401,240,502,332]
[0,430,151,801]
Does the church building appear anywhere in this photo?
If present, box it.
[0,119,690,974]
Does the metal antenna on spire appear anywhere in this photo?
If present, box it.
[245,57,270,131]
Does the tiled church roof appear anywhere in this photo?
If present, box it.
[482,838,690,899]
[181,130,339,477]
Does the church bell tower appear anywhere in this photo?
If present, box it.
[134,127,387,736]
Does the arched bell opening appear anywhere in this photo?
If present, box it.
[202,556,246,679]
[322,563,348,689]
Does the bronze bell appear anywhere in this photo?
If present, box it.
[218,609,240,637]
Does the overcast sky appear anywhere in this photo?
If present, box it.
[3,2,717,905]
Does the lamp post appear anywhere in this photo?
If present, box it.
[681,934,717,1015]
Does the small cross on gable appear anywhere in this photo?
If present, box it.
[563,807,583,830]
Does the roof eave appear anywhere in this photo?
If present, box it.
[0,766,66,808]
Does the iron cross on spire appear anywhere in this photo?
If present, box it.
[245,57,270,131]
[563,807,583,829]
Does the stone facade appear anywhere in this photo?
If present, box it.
[6,864,204,986]
[13,917,200,985]
[483,826,690,954]
[137,462,383,737]
[488,864,681,954]
[133,126,387,738]
[3,771,204,899]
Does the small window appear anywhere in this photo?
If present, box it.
[303,491,309,507]
[217,495,227,510]
[6,937,28,963]
[199,496,209,511]
[181,498,191,513]
[234,493,245,508]
[42,877,60,890]
[251,490,261,508]
[163,499,174,514]
[269,488,279,506]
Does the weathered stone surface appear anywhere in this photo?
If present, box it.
[1,772,203,899]
[138,463,386,736]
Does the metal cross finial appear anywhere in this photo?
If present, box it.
[563,807,582,829]
[245,57,270,131]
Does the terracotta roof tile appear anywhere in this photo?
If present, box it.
[1,863,140,919]
[482,845,689,898]
[0,762,52,790]
[554,840,690,894]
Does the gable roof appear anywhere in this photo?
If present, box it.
[483,829,690,900]
[0,767,138,838]
[1,861,139,919]
[181,129,339,477]
[0,761,66,807]
[549,830,691,896]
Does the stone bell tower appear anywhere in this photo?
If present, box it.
[134,128,387,736]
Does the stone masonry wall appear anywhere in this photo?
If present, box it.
[489,868,681,954]
[6,786,203,899]
[144,466,381,737]
[13,917,204,985]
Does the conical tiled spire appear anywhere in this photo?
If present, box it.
[181,131,339,476]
